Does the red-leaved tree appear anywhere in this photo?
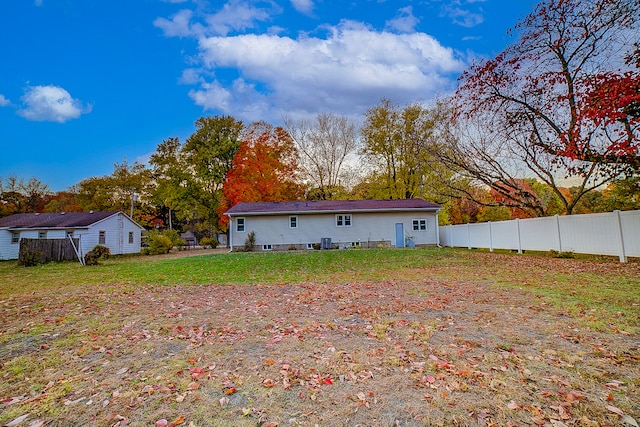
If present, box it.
[218,122,304,228]
[449,0,640,214]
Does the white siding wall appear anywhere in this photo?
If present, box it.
[230,211,438,250]
[0,213,141,260]
[83,213,141,255]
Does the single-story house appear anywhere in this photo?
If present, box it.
[0,211,144,261]
[225,199,441,251]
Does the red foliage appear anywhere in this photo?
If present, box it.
[218,122,304,228]
[456,0,640,172]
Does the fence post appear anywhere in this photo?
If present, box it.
[516,219,522,254]
[614,210,627,263]
[555,214,563,253]
[489,222,493,252]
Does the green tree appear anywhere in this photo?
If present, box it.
[148,137,193,229]
[182,115,244,231]
[76,160,152,219]
[361,99,451,201]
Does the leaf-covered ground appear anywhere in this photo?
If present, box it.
[1,250,638,426]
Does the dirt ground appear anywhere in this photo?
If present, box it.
[0,253,638,426]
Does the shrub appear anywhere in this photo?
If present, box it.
[84,245,111,266]
[244,231,256,252]
[143,231,173,255]
[200,237,219,249]
[18,248,44,267]
[163,229,183,247]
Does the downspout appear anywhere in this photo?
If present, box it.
[227,215,233,252]
[436,209,442,248]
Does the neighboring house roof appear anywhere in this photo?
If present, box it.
[0,211,140,229]
[225,199,440,216]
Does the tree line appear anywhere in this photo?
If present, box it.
[2,0,638,239]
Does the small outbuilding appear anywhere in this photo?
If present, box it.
[0,211,144,261]
[225,199,441,251]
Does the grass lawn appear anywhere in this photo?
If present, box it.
[0,247,638,426]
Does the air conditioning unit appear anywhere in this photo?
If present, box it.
[321,237,332,250]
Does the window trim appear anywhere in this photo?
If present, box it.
[128,231,134,244]
[98,230,106,245]
[262,244,273,251]
[412,219,427,231]
[236,217,246,233]
[38,231,47,239]
[336,214,352,227]
[289,215,298,229]
[11,232,20,244]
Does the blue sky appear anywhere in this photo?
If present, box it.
[1,0,535,191]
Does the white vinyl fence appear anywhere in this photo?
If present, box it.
[439,210,640,262]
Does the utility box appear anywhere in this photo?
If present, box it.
[321,237,332,250]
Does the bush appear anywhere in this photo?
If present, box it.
[163,229,183,246]
[244,231,256,252]
[84,245,111,266]
[18,248,44,267]
[143,231,173,255]
[200,237,219,249]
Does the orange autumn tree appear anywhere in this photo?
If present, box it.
[218,122,304,228]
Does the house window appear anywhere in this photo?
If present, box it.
[412,219,427,231]
[128,231,134,244]
[236,218,246,232]
[99,231,106,244]
[38,231,47,239]
[336,214,352,227]
[11,232,19,244]
[306,243,314,250]
[262,244,273,251]
[289,216,298,229]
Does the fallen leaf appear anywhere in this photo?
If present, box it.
[156,420,168,427]
[507,400,520,410]
[224,387,236,395]
[219,397,229,406]
[5,414,30,426]
[607,405,625,416]
[168,415,185,427]
[187,382,199,390]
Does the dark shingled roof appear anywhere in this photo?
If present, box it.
[0,211,120,229]
[225,199,440,215]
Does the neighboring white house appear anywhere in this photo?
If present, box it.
[0,211,144,261]
[225,199,441,251]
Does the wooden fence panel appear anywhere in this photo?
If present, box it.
[19,238,81,263]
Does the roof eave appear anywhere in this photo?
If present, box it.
[226,206,441,216]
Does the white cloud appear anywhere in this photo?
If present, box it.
[0,94,10,107]
[291,0,314,15]
[154,9,195,37]
[189,20,464,121]
[386,6,419,33]
[441,2,484,27]
[17,85,91,123]
[154,0,278,37]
